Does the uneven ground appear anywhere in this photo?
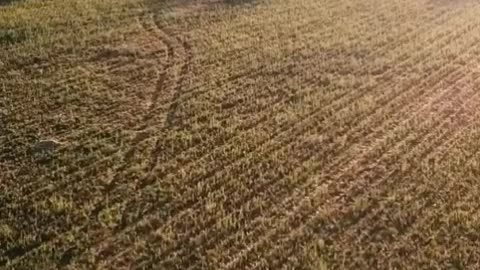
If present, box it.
[2,0,480,269]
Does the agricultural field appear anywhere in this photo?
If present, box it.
[3,0,480,269]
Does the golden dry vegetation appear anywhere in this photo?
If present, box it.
[2,0,480,269]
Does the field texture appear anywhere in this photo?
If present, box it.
[2,0,480,269]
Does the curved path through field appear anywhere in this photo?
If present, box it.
[3,0,480,269]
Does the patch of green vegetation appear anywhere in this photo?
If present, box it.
[98,203,123,229]
[0,29,27,46]
[43,195,73,215]
[0,224,14,240]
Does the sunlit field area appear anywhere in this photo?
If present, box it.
[2,0,480,269]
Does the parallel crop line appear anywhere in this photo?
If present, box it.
[225,81,480,270]
[103,19,480,270]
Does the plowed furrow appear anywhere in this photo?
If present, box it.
[145,9,475,176]
[94,29,480,268]
[269,86,480,270]
[143,0,459,128]
[326,90,480,241]
[351,134,480,268]
[157,1,457,119]
[140,12,472,196]
[223,85,480,270]
[144,69,473,269]
[191,0,442,78]
[67,27,480,266]
[5,1,480,269]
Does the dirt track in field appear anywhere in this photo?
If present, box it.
[3,0,480,269]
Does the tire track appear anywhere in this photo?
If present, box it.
[0,8,192,269]
[134,0,468,188]
[6,0,452,217]
[132,0,468,200]
[0,11,179,267]
[135,17,480,251]
[0,13,172,197]
[92,19,480,268]
[138,0,454,129]
[143,0,455,128]
[142,67,473,269]
[0,0,468,266]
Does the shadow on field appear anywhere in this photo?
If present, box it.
[0,30,28,47]
[146,0,259,11]
[427,0,470,6]
[223,0,257,6]
[0,0,21,6]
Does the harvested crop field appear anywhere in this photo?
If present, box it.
[2,0,480,269]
